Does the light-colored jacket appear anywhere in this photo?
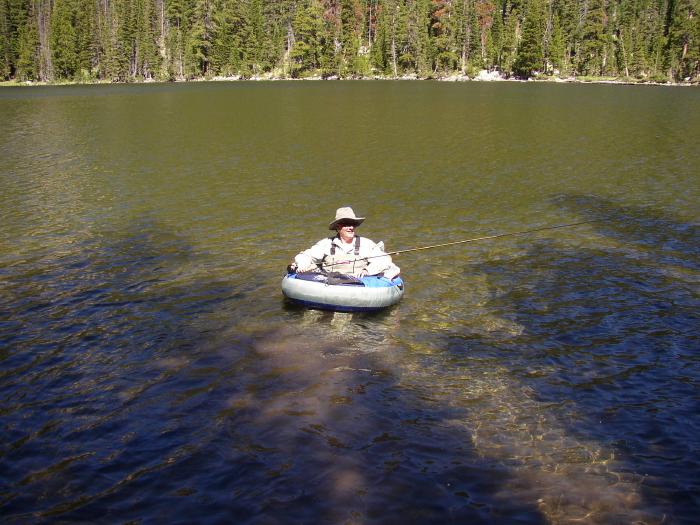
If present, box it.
[294,235,400,278]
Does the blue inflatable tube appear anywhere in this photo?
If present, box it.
[282,273,404,312]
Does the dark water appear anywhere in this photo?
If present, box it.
[1,81,699,524]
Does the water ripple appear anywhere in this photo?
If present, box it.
[2,83,700,524]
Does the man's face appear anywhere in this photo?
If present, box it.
[337,222,356,242]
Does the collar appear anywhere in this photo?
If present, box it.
[332,235,356,249]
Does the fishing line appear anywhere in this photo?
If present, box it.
[383,219,599,258]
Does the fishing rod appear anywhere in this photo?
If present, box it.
[292,220,598,273]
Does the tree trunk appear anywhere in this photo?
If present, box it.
[37,0,53,81]
[619,28,629,77]
[391,9,397,77]
[368,1,372,49]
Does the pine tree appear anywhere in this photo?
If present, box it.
[415,0,435,74]
[393,0,413,73]
[0,0,10,78]
[338,0,365,76]
[260,0,291,74]
[500,4,518,74]
[554,0,577,72]
[92,0,112,79]
[50,0,78,79]
[513,0,546,77]
[650,4,667,77]
[165,0,193,79]
[187,0,213,77]
[432,0,459,72]
[290,0,323,77]
[112,0,134,80]
[666,0,699,80]
[625,0,663,78]
[239,0,264,75]
[488,0,504,70]
[140,0,160,78]
[465,0,482,71]
[371,0,391,73]
[577,0,607,75]
[549,10,566,72]
[317,0,341,78]
[209,0,241,75]
[629,25,648,76]
[4,0,27,78]
[15,0,38,80]
[74,0,96,79]
[473,0,497,69]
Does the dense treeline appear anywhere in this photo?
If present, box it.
[0,0,698,83]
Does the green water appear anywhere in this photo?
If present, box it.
[2,82,697,273]
[1,81,699,523]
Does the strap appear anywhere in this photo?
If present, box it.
[328,235,360,257]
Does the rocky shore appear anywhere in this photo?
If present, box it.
[3,69,698,87]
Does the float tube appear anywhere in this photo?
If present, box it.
[282,272,404,312]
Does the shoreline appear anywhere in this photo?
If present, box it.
[2,72,697,88]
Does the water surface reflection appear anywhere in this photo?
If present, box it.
[2,83,699,524]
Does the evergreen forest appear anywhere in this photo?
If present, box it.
[1,0,698,84]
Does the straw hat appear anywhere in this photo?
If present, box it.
[329,207,365,230]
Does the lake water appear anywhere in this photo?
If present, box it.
[1,81,699,524]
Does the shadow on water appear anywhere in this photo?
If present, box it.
[1,218,546,524]
[553,194,700,270]
[0,217,250,522]
[445,194,699,523]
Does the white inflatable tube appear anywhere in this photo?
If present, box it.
[281,274,404,312]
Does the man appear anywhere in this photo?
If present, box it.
[289,207,400,279]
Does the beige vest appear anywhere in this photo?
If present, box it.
[321,236,368,276]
